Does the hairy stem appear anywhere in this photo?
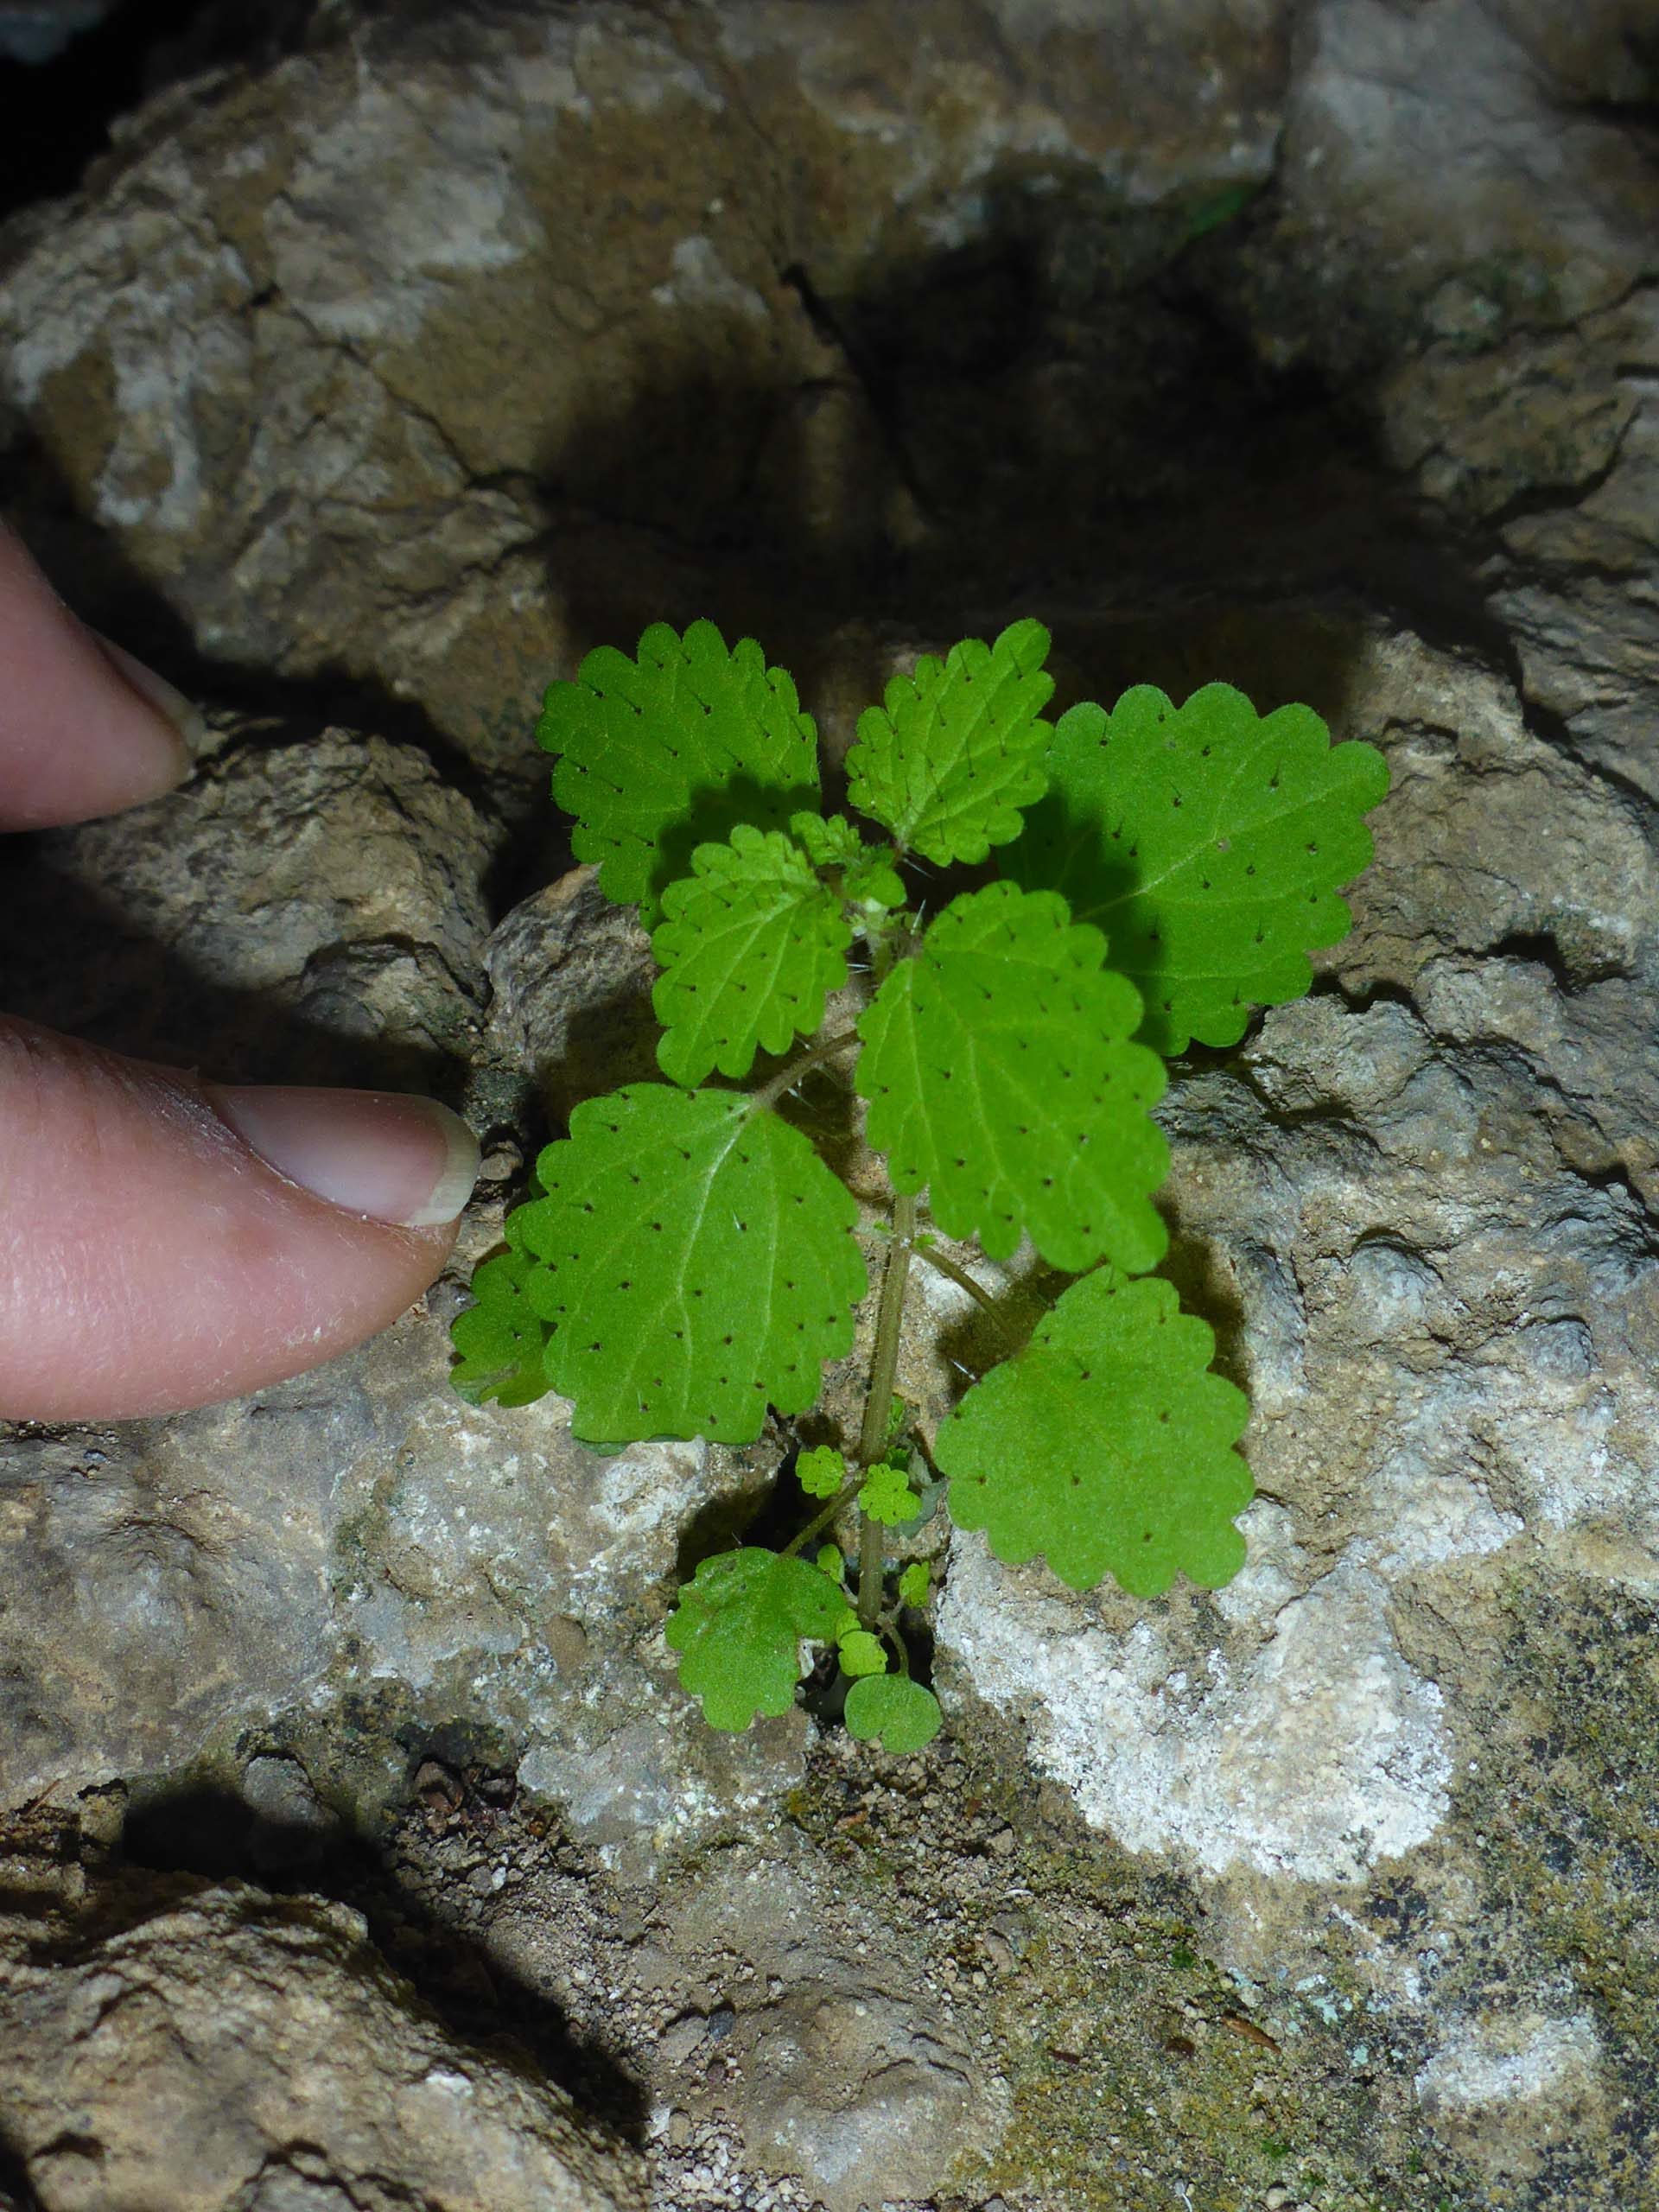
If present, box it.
[863,906,922,988]
[747,1028,861,1114]
[781,1475,866,1560]
[912,1240,998,1313]
[855,1189,916,1626]
[855,1515,886,1631]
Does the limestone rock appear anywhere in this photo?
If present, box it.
[0,1875,648,2211]
[0,3,116,67]
[738,1978,980,2209]
[0,718,495,1086]
[0,0,1290,777]
[646,1849,1000,2211]
[0,1405,349,1806]
[480,863,658,1122]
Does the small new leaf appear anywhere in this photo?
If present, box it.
[844,1675,944,1754]
[790,811,865,869]
[857,1459,917,1526]
[855,880,1169,1271]
[935,1267,1251,1598]
[847,620,1054,865]
[790,811,906,909]
[541,620,819,920]
[798,1444,847,1498]
[448,1242,552,1408]
[652,823,850,1085]
[816,1544,847,1581]
[837,1627,889,1678]
[665,1548,848,1729]
[843,849,907,912]
[1006,684,1389,1052]
[512,1085,865,1445]
[897,1561,931,1607]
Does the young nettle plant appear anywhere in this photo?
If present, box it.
[451,619,1388,1753]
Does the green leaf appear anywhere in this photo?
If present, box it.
[1005,685,1389,1053]
[846,620,1054,866]
[845,853,907,911]
[449,1241,553,1408]
[935,1267,1251,1598]
[513,1085,866,1445]
[798,1444,847,1498]
[844,1674,943,1754]
[816,1544,847,1581]
[791,810,863,868]
[837,1627,889,1678]
[541,620,820,920]
[664,1548,848,1729]
[651,823,851,1085]
[855,880,1169,1272]
[858,1460,917,1526]
[790,810,906,909]
[897,1561,931,1607]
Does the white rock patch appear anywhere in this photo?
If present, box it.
[650,235,770,321]
[938,1541,1451,1882]
[1416,2010,1602,2116]
[578,1437,709,1591]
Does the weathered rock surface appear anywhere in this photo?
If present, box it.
[4,0,1659,2206]
[0,1866,648,2211]
[0,0,1289,785]
[0,715,496,1085]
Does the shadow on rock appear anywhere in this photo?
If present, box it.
[117,1778,651,2143]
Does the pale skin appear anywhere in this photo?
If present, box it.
[0,523,479,1421]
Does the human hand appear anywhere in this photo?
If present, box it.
[0,523,479,1420]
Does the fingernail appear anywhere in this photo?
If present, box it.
[212,1087,480,1228]
[90,632,204,791]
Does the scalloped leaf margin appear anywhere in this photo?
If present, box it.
[541,620,820,921]
[846,620,1054,866]
[511,1084,866,1446]
[1005,683,1389,1053]
[935,1266,1250,1598]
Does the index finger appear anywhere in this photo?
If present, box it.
[0,522,199,830]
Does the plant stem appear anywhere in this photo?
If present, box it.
[747,1028,861,1114]
[912,1240,998,1313]
[781,1475,866,1560]
[855,1516,885,1630]
[863,906,922,988]
[855,1188,916,1626]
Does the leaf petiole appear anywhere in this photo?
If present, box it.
[781,1472,868,1560]
[747,1028,862,1114]
[855,1190,917,1625]
[910,1239,999,1315]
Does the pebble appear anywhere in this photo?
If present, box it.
[981,1931,1015,1974]
[659,2014,707,2067]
